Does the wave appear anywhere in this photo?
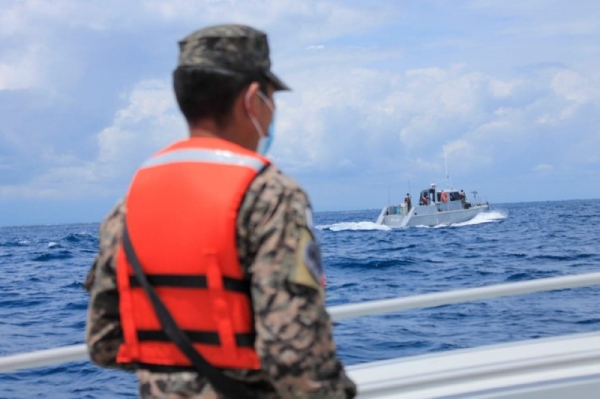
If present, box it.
[61,232,96,243]
[504,270,557,282]
[32,251,73,261]
[454,210,507,226]
[0,240,31,247]
[316,221,392,231]
[63,282,84,289]
[576,318,600,325]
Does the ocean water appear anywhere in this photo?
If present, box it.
[1,199,599,398]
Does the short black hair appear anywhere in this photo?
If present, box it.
[173,67,269,128]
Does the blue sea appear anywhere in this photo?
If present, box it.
[1,199,599,398]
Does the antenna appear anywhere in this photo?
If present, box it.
[443,146,454,189]
[444,147,450,189]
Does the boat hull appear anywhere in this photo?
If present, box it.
[377,203,489,228]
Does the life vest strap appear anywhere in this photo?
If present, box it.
[137,330,255,348]
[128,274,250,294]
[121,223,258,398]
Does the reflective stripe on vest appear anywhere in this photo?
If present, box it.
[116,138,268,370]
[141,148,267,171]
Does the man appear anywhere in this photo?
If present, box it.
[404,193,411,212]
[459,189,466,208]
[84,24,356,399]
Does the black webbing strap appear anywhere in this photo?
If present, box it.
[137,330,255,347]
[128,274,250,294]
[122,224,257,399]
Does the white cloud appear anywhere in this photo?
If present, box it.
[1,0,399,41]
[551,70,588,103]
[0,46,44,90]
[488,79,519,98]
[532,69,600,124]
[533,163,553,173]
[1,1,121,35]
[4,55,600,205]
[2,0,600,218]
[96,80,186,179]
[0,0,399,94]
[469,1,600,37]
[167,0,398,43]
[272,54,600,189]
[0,79,186,199]
[444,140,492,167]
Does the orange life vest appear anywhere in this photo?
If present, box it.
[116,137,269,370]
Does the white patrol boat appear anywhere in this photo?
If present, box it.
[376,183,490,228]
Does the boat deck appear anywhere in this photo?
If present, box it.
[2,272,600,398]
[348,331,600,398]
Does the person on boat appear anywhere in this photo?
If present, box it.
[421,194,429,205]
[459,189,466,208]
[405,193,412,211]
[84,24,356,399]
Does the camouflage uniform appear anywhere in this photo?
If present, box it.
[84,24,356,399]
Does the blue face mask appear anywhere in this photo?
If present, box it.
[256,115,275,156]
[247,90,275,156]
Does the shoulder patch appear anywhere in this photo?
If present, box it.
[305,208,314,230]
[304,240,323,284]
[289,227,325,292]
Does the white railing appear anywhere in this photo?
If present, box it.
[1,271,600,374]
[0,344,87,374]
[328,271,600,320]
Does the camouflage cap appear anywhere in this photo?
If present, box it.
[178,24,290,91]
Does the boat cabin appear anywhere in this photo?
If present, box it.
[418,184,468,207]
[419,184,471,210]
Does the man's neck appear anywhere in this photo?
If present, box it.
[188,120,254,151]
[189,119,221,139]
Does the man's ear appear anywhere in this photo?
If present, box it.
[232,82,259,122]
[243,82,261,117]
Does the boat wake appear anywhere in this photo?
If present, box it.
[316,221,392,231]
[452,210,507,226]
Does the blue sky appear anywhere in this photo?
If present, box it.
[1,0,599,226]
